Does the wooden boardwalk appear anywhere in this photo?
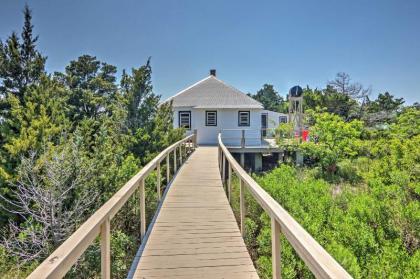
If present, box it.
[132,147,259,279]
[28,134,350,279]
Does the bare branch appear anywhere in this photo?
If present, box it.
[0,143,98,262]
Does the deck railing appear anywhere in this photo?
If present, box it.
[220,128,277,147]
[218,133,352,279]
[27,133,197,279]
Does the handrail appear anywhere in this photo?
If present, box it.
[218,133,352,279]
[220,129,277,147]
[28,132,197,279]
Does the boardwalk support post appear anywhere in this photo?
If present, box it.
[222,154,226,183]
[227,164,232,202]
[100,217,110,279]
[193,129,198,147]
[240,179,245,237]
[166,155,170,184]
[140,179,146,240]
[240,153,245,168]
[179,144,182,165]
[173,149,177,173]
[271,217,281,279]
[157,161,161,201]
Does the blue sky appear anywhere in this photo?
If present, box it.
[1,0,419,103]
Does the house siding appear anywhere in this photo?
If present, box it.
[173,107,262,145]
[263,110,288,129]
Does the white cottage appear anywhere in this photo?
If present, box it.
[166,70,287,147]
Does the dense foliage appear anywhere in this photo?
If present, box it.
[246,67,418,279]
[248,84,288,112]
[231,106,419,278]
[0,7,182,278]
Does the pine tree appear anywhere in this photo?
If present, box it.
[63,55,117,121]
[0,5,46,182]
[0,5,46,101]
[124,57,160,131]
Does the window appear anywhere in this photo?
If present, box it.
[179,111,191,130]
[279,116,287,123]
[206,111,217,126]
[238,111,250,126]
[261,113,268,137]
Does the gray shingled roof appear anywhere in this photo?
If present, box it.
[166,76,263,109]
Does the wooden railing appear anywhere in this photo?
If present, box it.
[218,133,352,279]
[220,128,277,148]
[27,133,197,279]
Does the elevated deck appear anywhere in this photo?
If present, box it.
[132,147,259,278]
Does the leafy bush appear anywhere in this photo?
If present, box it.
[231,157,419,278]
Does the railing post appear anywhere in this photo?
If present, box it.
[240,179,245,237]
[219,151,222,175]
[222,154,226,183]
[100,217,110,279]
[190,138,193,153]
[218,146,221,170]
[193,129,198,147]
[166,154,170,184]
[271,217,281,279]
[157,161,161,201]
[139,179,146,240]
[179,143,182,165]
[173,148,177,173]
[181,142,185,161]
[227,164,232,203]
[241,129,245,148]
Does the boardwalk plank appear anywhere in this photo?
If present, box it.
[133,147,259,279]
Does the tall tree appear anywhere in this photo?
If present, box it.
[0,5,46,102]
[364,92,405,125]
[302,86,359,120]
[249,84,287,112]
[3,76,70,159]
[328,72,370,118]
[323,85,359,120]
[366,92,404,113]
[62,55,117,121]
[0,5,46,183]
[122,58,160,131]
[328,72,370,100]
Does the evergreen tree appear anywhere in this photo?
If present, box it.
[366,92,404,113]
[122,58,160,131]
[249,84,287,112]
[0,4,46,183]
[63,55,118,121]
[0,5,46,102]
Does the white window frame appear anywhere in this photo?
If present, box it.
[279,116,287,123]
[205,111,217,126]
[238,111,250,127]
[178,111,191,130]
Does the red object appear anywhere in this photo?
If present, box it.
[302,130,309,142]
